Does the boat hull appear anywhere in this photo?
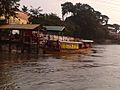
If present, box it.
[42,40,93,54]
[43,48,91,54]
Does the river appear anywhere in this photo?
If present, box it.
[0,45,120,90]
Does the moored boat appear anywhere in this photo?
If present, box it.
[43,40,93,54]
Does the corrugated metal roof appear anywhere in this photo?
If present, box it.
[0,24,41,30]
[44,26,65,32]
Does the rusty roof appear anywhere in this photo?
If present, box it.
[16,11,29,21]
[0,24,41,30]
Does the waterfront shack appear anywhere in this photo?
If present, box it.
[44,26,65,41]
[0,24,45,53]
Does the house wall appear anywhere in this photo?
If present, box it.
[9,16,28,24]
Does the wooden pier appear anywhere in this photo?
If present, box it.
[0,24,45,53]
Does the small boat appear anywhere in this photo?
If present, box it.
[43,40,93,54]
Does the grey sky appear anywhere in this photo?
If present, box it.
[20,0,120,24]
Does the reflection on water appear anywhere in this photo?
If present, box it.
[1,45,120,90]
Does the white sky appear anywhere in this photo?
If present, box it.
[20,0,120,24]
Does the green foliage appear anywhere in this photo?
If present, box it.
[61,2,74,18]
[28,6,63,26]
[113,24,120,31]
[0,19,7,25]
[61,2,110,41]
[21,5,28,12]
[29,6,42,17]
[0,0,20,22]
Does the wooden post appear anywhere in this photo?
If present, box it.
[9,30,12,52]
[0,30,2,50]
[29,33,32,53]
[61,32,63,41]
[36,30,39,54]
[27,30,32,54]
[21,30,24,53]
[58,32,60,40]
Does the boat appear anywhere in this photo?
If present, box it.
[43,40,94,54]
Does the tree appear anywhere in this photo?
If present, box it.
[61,2,74,20]
[94,11,101,19]
[101,15,109,25]
[29,6,42,17]
[28,6,43,24]
[0,0,20,23]
[28,6,63,25]
[21,5,28,12]
[61,2,109,41]
[113,24,120,31]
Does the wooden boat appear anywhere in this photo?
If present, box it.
[43,40,93,54]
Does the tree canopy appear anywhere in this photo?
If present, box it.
[25,6,63,26]
[61,2,110,42]
[0,0,20,22]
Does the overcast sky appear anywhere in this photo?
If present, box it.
[20,0,120,24]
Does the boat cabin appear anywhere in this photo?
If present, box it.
[44,40,86,50]
[60,41,83,49]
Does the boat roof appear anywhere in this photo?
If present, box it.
[44,26,65,32]
[0,24,41,30]
[60,41,83,44]
[81,40,94,43]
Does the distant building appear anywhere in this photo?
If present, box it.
[43,26,75,41]
[0,11,29,24]
[9,11,29,24]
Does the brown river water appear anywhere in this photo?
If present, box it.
[0,45,120,90]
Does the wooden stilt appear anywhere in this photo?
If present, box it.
[36,37,39,54]
[29,36,32,53]
[9,30,12,52]
[0,31,1,51]
[21,30,24,53]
